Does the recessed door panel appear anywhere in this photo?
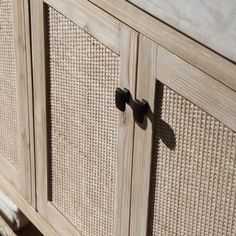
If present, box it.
[130,35,236,236]
[32,0,138,235]
[0,0,32,203]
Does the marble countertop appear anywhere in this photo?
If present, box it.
[128,0,236,63]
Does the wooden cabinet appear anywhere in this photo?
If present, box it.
[0,0,33,203]
[127,0,236,63]
[31,0,138,235]
[0,0,235,236]
[130,36,236,236]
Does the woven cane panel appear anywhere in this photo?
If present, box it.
[0,0,20,168]
[149,83,236,236]
[48,7,119,236]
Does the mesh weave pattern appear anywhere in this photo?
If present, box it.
[149,83,236,236]
[0,0,19,168]
[48,7,119,236]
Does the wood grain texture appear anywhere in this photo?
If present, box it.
[130,34,236,236]
[23,0,36,209]
[130,35,158,236]
[0,175,59,236]
[46,203,79,236]
[0,154,21,188]
[0,0,32,203]
[13,0,31,203]
[88,0,236,92]
[30,0,48,216]
[157,47,236,131]
[31,0,137,235]
[128,0,236,63]
[114,23,138,236]
[44,0,120,54]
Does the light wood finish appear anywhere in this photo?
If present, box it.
[44,0,120,54]
[23,0,36,209]
[31,0,138,235]
[1,0,234,236]
[130,35,158,236]
[157,47,236,131]
[128,0,236,63]
[0,214,16,236]
[88,0,236,92]
[30,0,48,216]
[115,24,138,236]
[130,35,236,236]
[0,175,59,236]
[0,0,32,203]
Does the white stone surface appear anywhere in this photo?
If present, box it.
[128,0,236,62]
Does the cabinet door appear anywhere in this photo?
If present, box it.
[31,0,138,235]
[130,35,236,236]
[0,0,32,202]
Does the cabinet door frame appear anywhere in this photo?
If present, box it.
[130,35,236,236]
[31,0,138,235]
[0,0,33,203]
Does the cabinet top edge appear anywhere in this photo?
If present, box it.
[88,0,236,92]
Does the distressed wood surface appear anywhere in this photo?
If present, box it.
[23,0,36,209]
[45,0,120,54]
[89,0,236,92]
[0,0,32,204]
[114,23,138,236]
[30,0,48,216]
[128,0,236,63]
[130,35,158,236]
[31,0,137,235]
[130,33,236,236]
[0,175,59,236]
[157,47,236,131]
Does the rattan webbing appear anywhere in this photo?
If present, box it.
[0,0,19,168]
[48,7,119,236]
[149,83,236,236]
[0,215,16,236]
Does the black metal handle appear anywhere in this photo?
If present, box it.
[132,99,148,123]
[115,87,148,124]
[115,88,130,112]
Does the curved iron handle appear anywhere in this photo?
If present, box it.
[132,99,148,124]
[115,88,130,112]
[115,87,148,123]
